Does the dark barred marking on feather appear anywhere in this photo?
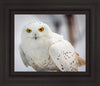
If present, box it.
[57,58,59,60]
[61,64,63,67]
[62,68,64,70]
[66,55,70,58]
[64,56,67,60]
[63,51,69,55]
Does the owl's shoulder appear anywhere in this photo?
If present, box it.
[48,32,63,45]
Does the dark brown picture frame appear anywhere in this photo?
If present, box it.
[0,0,100,86]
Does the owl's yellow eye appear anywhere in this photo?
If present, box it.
[26,29,32,33]
[38,27,44,32]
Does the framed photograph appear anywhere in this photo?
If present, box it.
[0,0,100,86]
[14,14,86,72]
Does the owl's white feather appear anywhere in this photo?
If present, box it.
[49,40,78,71]
[19,22,85,72]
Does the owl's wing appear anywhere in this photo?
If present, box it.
[19,45,29,67]
[49,40,79,72]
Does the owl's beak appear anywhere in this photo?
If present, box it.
[34,34,37,40]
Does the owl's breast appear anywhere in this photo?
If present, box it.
[21,39,57,70]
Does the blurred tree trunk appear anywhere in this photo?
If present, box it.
[66,15,76,46]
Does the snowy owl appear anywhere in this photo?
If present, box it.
[19,22,85,72]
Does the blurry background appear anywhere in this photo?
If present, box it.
[14,14,86,72]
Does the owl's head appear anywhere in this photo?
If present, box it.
[21,22,52,40]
